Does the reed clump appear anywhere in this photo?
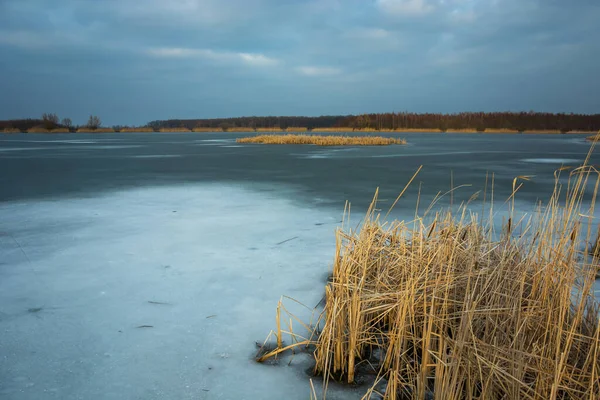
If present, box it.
[159,127,191,132]
[312,127,353,132]
[26,127,50,133]
[256,127,284,132]
[76,128,115,133]
[237,134,406,146]
[121,127,154,133]
[2,128,21,133]
[394,128,441,133]
[526,130,562,134]
[258,163,600,399]
[193,127,223,132]
[226,127,256,132]
[586,134,600,142]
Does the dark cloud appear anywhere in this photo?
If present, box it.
[0,0,598,125]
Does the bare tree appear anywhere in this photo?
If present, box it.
[61,118,72,129]
[42,113,59,129]
[60,118,73,128]
[219,122,231,132]
[42,113,59,124]
[87,115,101,130]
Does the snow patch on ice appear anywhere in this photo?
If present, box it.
[196,139,235,144]
[299,148,360,159]
[0,184,356,400]
[521,158,580,164]
[305,153,330,159]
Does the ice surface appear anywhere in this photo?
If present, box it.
[0,140,123,144]
[521,158,581,164]
[195,139,237,146]
[0,148,49,152]
[131,155,183,159]
[0,184,363,400]
[0,145,143,152]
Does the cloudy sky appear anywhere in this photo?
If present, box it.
[0,0,599,125]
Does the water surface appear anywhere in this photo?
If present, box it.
[1,132,595,211]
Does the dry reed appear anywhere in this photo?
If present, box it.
[121,127,154,132]
[525,130,563,134]
[76,128,115,133]
[192,127,223,132]
[484,129,520,133]
[2,128,21,133]
[256,127,285,132]
[394,128,441,133]
[226,127,256,132]
[26,127,50,133]
[312,127,354,132]
[159,127,191,132]
[257,154,600,399]
[237,134,406,146]
[586,134,600,142]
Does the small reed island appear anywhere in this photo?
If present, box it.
[236,134,406,146]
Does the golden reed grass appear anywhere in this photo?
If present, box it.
[227,127,256,132]
[121,127,154,132]
[237,134,406,146]
[258,152,600,399]
[447,129,518,134]
[586,134,600,142]
[26,127,50,133]
[159,127,191,132]
[526,130,563,134]
[312,127,355,132]
[2,128,21,133]
[192,127,223,132]
[393,128,441,133]
[76,128,115,133]
[256,127,285,132]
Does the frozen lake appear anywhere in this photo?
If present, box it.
[1,132,599,399]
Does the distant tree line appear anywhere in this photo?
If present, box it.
[147,112,600,132]
[147,116,348,131]
[3,112,600,133]
[0,114,102,132]
[338,112,600,132]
